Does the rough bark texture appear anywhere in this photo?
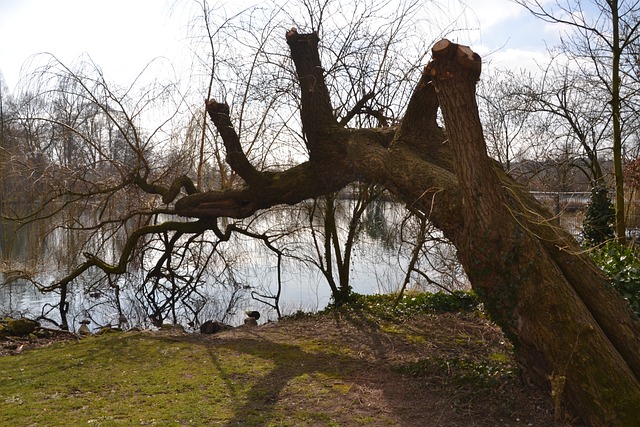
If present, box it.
[174,32,640,425]
[425,40,640,426]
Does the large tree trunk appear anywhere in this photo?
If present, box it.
[175,32,640,425]
[424,40,640,425]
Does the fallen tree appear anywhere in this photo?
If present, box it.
[172,32,640,425]
[21,29,639,425]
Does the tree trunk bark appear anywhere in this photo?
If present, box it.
[425,39,640,426]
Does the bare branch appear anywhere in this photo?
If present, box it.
[42,218,217,292]
[338,91,375,127]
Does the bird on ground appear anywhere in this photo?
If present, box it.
[118,314,128,329]
[78,319,91,336]
[245,310,260,320]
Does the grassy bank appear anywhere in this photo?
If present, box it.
[0,293,560,426]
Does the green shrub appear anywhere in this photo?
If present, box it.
[582,185,615,246]
[327,290,480,318]
[590,241,640,316]
[397,355,516,389]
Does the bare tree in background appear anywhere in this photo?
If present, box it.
[477,69,536,172]
[516,0,640,242]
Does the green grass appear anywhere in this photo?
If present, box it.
[0,332,354,426]
[0,334,308,426]
[3,334,209,425]
[0,292,557,426]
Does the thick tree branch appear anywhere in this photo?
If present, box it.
[175,160,357,218]
[176,33,458,229]
[205,100,265,186]
[286,29,339,159]
[426,39,501,237]
[174,29,369,220]
[392,68,452,170]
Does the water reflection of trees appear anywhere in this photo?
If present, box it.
[0,2,467,331]
[0,86,466,325]
[1,192,467,331]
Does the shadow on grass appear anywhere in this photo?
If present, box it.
[215,337,353,425]
[146,317,426,427]
[141,310,556,427]
[0,311,556,427]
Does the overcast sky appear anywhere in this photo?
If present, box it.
[0,0,560,92]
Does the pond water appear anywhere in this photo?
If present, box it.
[0,199,464,332]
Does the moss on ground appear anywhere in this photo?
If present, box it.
[0,292,562,426]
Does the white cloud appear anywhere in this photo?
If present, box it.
[482,48,553,74]
[456,0,527,31]
[441,0,562,75]
[0,0,186,90]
